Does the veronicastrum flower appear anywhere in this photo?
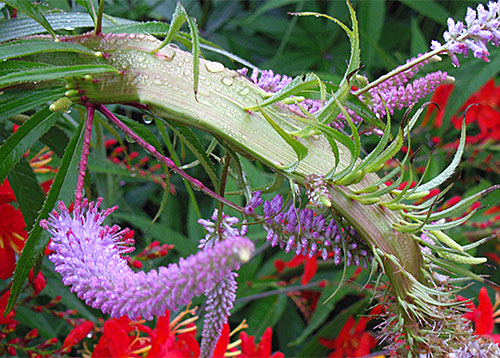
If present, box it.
[41,199,254,320]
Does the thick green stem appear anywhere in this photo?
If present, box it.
[59,32,422,323]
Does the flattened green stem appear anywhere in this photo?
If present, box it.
[42,32,422,318]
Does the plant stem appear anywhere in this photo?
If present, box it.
[353,47,445,96]
[98,105,245,214]
[95,0,105,35]
[75,104,95,209]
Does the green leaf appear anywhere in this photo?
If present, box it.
[410,18,428,56]
[0,12,126,42]
[40,126,69,158]
[359,0,385,70]
[0,107,60,183]
[0,39,97,61]
[399,0,450,25]
[6,120,85,315]
[258,105,308,172]
[245,294,288,338]
[415,118,466,192]
[168,122,219,191]
[0,64,118,89]
[75,0,98,26]
[8,158,45,231]
[290,273,357,345]
[0,60,51,77]
[3,0,57,38]
[245,73,320,111]
[0,87,65,123]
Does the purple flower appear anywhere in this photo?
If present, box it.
[368,70,450,117]
[260,193,372,267]
[431,1,500,66]
[40,198,254,320]
[199,273,238,358]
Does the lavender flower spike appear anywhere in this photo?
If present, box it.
[40,199,254,320]
[431,1,500,66]
[200,273,238,358]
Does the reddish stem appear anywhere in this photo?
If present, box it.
[97,105,245,214]
[75,104,95,209]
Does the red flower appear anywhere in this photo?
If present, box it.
[0,203,27,279]
[451,79,500,143]
[423,84,454,128]
[275,254,318,285]
[62,321,94,352]
[28,269,47,294]
[319,315,377,357]
[147,310,200,358]
[0,180,15,204]
[0,290,17,327]
[460,287,500,343]
[239,327,284,358]
[92,316,146,358]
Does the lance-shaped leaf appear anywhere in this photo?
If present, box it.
[6,120,85,314]
[153,2,200,96]
[0,107,60,183]
[3,0,56,38]
[258,104,307,172]
[167,122,219,192]
[8,158,45,231]
[414,118,466,193]
[245,73,321,111]
[0,39,98,61]
[0,87,65,123]
[0,64,119,89]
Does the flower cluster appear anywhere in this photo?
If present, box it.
[255,192,372,267]
[241,62,449,127]
[41,198,254,320]
[367,70,449,118]
[431,1,500,66]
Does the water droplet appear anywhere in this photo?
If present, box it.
[125,135,135,144]
[221,76,233,86]
[205,61,225,73]
[238,87,249,96]
[143,115,153,124]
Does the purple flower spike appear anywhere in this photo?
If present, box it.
[431,1,500,66]
[41,199,254,320]
[200,273,238,358]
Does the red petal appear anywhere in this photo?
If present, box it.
[301,256,318,285]
[0,247,16,280]
[475,287,494,335]
[62,321,94,351]
[212,322,230,358]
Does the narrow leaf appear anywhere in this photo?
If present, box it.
[3,0,57,38]
[0,64,118,89]
[258,105,308,172]
[6,120,85,315]
[8,158,45,230]
[246,73,320,111]
[0,39,97,61]
[0,108,60,183]
[0,87,65,123]
[415,118,466,192]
